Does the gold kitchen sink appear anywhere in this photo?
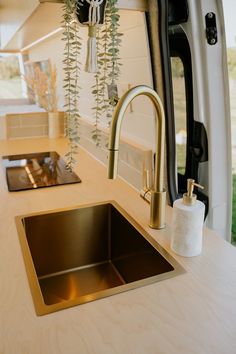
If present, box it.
[16,201,185,316]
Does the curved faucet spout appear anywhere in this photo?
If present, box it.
[108,85,166,229]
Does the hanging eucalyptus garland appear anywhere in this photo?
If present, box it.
[62,0,122,166]
[106,0,122,108]
[91,27,105,146]
[62,0,82,170]
[91,0,122,146]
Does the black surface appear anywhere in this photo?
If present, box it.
[2,151,81,192]
[76,1,107,25]
[168,0,189,25]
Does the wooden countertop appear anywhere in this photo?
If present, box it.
[1,138,236,354]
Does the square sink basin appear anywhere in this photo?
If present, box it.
[16,201,185,315]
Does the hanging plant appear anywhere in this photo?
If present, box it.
[62,0,122,164]
[76,0,110,147]
[91,27,105,146]
[106,0,122,108]
[76,0,107,73]
[62,0,82,171]
[91,0,122,146]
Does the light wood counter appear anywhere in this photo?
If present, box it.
[0,138,236,354]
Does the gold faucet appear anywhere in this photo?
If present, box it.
[108,85,166,229]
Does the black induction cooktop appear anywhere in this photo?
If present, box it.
[2,151,81,192]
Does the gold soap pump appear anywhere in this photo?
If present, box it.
[170,178,205,257]
[183,179,204,206]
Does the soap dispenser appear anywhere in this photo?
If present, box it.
[170,179,205,257]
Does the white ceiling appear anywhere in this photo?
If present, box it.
[0,0,147,51]
[0,0,39,49]
[1,2,63,51]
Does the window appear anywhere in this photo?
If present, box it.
[170,57,187,175]
[147,1,208,209]
[168,25,208,211]
[0,53,25,100]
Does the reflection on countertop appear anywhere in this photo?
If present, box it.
[2,151,81,191]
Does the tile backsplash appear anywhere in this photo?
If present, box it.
[78,118,153,190]
[6,111,64,139]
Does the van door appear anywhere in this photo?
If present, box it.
[147,0,232,240]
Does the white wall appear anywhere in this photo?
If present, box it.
[28,9,156,150]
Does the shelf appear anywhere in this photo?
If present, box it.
[2,0,148,51]
[39,0,148,11]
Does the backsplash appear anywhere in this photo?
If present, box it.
[1,111,153,190]
[5,111,64,139]
[78,118,153,190]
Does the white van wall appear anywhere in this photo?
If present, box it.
[28,10,156,150]
[182,0,232,240]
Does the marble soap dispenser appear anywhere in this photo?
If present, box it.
[171,179,205,257]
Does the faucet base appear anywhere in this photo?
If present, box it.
[149,190,166,229]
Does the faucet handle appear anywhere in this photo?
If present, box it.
[142,150,153,191]
[143,168,151,190]
[141,167,152,203]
